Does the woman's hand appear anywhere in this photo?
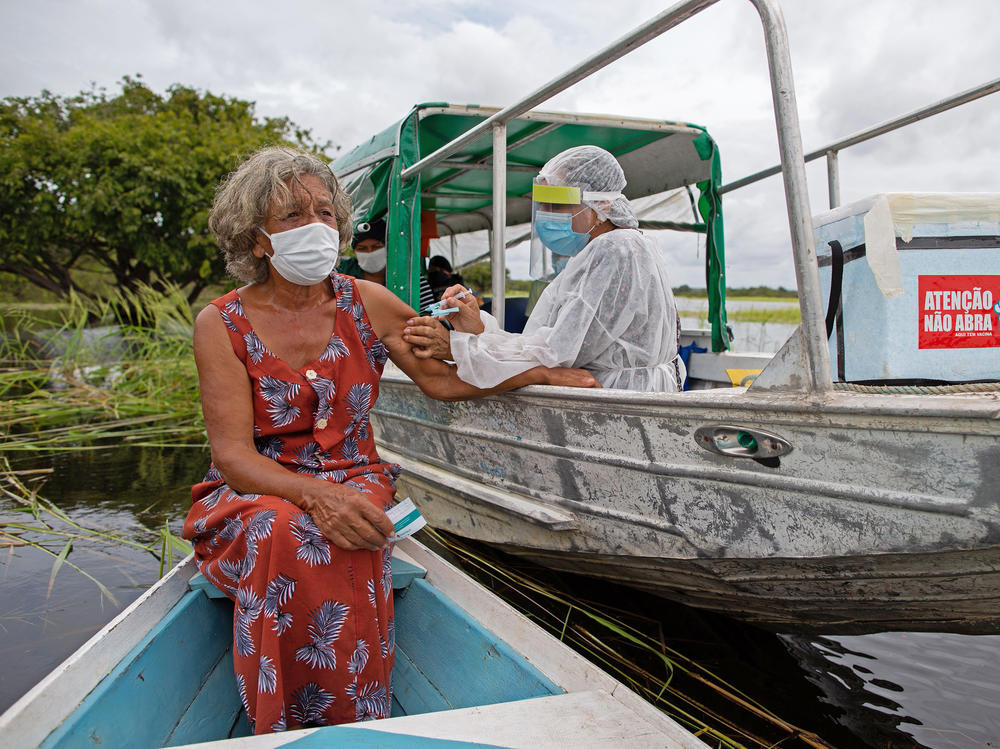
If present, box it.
[299,481,394,551]
[403,316,453,360]
[543,367,602,388]
[439,285,485,334]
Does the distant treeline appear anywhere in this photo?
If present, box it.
[672,285,798,299]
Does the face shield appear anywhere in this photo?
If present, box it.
[528,180,623,279]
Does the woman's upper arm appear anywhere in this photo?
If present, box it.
[358,281,478,398]
[192,305,256,462]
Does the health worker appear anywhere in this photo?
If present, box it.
[403,145,684,392]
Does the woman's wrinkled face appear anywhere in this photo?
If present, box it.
[255,174,337,258]
[267,175,337,231]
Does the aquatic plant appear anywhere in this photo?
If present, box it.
[0,282,207,451]
[424,528,834,749]
[0,459,192,605]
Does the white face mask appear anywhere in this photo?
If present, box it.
[260,222,340,286]
[355,246,387,273]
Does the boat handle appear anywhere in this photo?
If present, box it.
[693,425,793,460]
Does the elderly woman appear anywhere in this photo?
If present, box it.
[403,145,684,392]
[183,146,598,734]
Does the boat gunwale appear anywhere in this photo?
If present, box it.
[0,555,197,748]
[379,368,1000,425]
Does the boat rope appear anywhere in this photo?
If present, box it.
[832,381,1000,394]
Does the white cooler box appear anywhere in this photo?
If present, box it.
[813,193,1000,383]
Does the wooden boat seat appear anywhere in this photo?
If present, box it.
[187,552,428,598]
[174,690,677,748]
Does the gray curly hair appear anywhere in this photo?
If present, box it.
[209,146,353,284]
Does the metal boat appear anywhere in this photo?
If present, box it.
[331,0,1000,634]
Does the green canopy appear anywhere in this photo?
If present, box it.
[332,103,730,351]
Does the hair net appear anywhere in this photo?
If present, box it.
[538,145,639,229]
[450,228,683,392]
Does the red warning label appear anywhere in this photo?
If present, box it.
[918,275,1000,349]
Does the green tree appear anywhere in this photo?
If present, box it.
[461,261,510,293]
[0,77,323,304]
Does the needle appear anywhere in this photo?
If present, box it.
[424,289,470,316]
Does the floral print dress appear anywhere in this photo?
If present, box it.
[183,273,400,734]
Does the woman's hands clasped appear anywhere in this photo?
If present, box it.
[299,481,395,551]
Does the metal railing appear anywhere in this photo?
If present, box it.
[400,0,833,392]
[721,77,1000,208]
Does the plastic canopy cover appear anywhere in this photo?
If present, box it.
[331,103,730,351]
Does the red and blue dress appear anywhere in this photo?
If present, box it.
[183,273,399,734]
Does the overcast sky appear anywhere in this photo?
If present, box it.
[2,0,998,287]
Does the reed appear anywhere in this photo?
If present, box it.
[0,283,206,452]
[0,458,192,605]
[423,528,834,749]
[678,307,801,326]
[725,306,801,325]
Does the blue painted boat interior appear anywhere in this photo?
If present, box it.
[41,558,562,748]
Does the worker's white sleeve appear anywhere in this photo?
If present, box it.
[449,229,681,392]
[450,311,566,388]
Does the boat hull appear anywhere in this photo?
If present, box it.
[373,373,1000,634]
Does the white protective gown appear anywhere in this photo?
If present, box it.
[450,228,684,391]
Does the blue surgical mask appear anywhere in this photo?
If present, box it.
[534,210,592,257]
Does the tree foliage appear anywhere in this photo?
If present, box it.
[0,77,322,303]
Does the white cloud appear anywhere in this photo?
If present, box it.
[3,0,997,289]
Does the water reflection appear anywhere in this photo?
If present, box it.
[782,633,1000,748]
[0,446,208,714]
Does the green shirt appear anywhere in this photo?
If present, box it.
[337,257,364,279]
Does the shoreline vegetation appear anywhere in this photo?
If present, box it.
[0,283,205,452]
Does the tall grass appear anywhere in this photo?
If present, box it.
[0,283,206,452]
[424,529,835,749]
[0,458,193,603]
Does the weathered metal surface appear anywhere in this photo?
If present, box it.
[373,371,1000,634]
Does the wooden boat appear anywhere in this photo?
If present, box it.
[0,538,701,748]
[331,0,1000,635]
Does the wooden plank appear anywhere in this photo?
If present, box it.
[171,691,702,748]
[165,649,242,747]
[273,725,507,747]
[41,591,233,749]
[393,578,560,709]
[390,645,451,716]
[351,690,700,748]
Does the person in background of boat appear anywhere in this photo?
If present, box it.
[338,218,436,310]
[183,147,599,735]
[428,255,485,307]
[337,219,387,283]
[402,145,684,392]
